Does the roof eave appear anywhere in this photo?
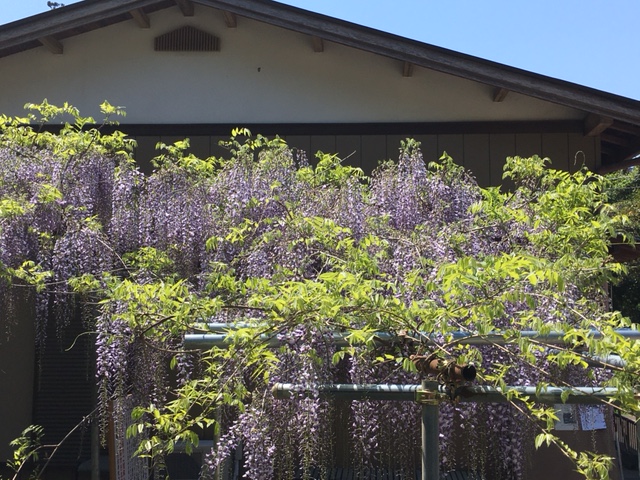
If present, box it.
[0,0,165,47]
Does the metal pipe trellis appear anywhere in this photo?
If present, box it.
[185,326,640,479]
[272,381,637,480]
[184,328,640,350]
[271,382,627,405]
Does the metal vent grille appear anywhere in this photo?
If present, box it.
[154,26,220,52]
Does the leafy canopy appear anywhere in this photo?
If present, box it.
[0,103,636,480]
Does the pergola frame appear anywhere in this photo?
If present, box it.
[272,381,632,480]
[186,327,640,479]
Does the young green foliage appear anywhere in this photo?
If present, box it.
[0,102,637,480]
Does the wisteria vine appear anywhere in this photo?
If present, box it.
[0,104,635,480]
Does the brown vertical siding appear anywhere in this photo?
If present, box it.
[515,133,543,158]
[336,135,362,169]
[187,136,212,160]
[360,135,388,171]
[568,133,598,172]
[131,131,597,188]
[385,135,407,162]
[542,133,570,172]
[412,135,439,164]
[437,134,465,167]
[0,290,36,462]
[310,136,337,157]
[32,309,94,470]
[489,134,515,187]
[285,135,312,159]
[464,134,491,186]
[134,136,160,174]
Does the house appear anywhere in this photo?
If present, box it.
[1,0,639,478]
[1,0,640,178]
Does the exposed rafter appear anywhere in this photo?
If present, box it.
[38,36,63,54]
[599,132,640,172]
[222,11,237,28]
[610,121,640,136]
[174,0,194,17]
[584,113,613,136]
[601,132,632,147]
[493,87,508,102]
[597,154,640,174]
[311,35,323,53]
[129,9,150,28]
[600,144,617,156]
[402,61,413,77]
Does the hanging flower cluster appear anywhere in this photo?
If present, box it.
[0,106,632,480]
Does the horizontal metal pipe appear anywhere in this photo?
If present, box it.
[272,382,627,405]
[200,322,257,331]
[184,328,640,350]
[546,349,628,369]
[200,324,640,341]
[583,354,626,368]
[185,332,354,349]
[428,329,640,345]
[272,383,420,401]
[452,384,623,405]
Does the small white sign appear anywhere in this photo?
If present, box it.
[554,404,579,431]
[579,406,606,431]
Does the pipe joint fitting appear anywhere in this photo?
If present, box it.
[411,354,477,383]
[415,388,447,405]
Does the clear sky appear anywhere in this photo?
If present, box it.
[2,0,639,100]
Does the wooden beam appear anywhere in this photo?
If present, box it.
[311,36,324,53]
[493,87,509,102]
[223,11,237,28]
[402,61,414,77]
[129,9,150,28]
[610,121,640,136]
[584,113,613,136]
[597,154,640,174]
[601,132,632,147]
[174,0,194,16]
[600,145,618,157]
[38,36,63,54]
[610,241,640,263]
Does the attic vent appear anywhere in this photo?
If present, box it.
[154,26,220,52]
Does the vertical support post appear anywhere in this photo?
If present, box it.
[107,401,117,480]
[421,380,440,480]
[91,334,101,480]
[91,417,100,480]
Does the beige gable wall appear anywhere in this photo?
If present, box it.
[0,5,584,125]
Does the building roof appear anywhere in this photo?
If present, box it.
[1,0,640,170]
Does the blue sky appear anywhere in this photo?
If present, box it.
[3,0,639,100]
